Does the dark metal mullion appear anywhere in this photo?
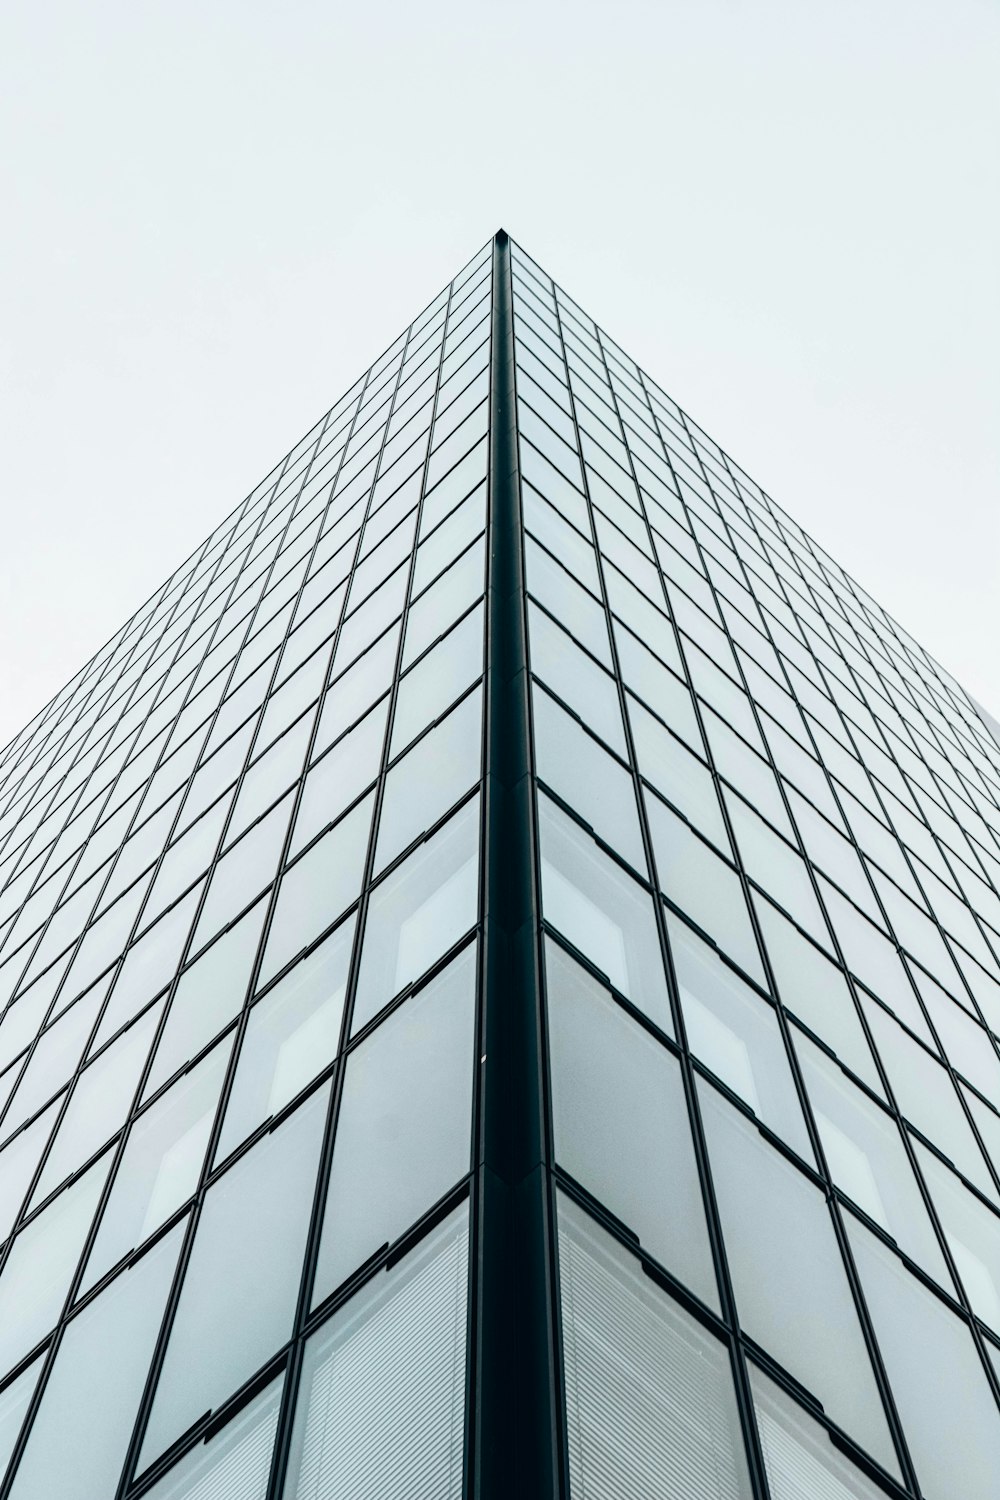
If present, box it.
[552,313,772,1500]
[655,399,922,1490]
[258,302,452,1500]
[469,228,562,1500]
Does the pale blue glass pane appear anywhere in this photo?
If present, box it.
[547,939,717,1310]
[0,1151,111,1380]
[216,916,355,1164]
[284,1205,468,1500]
[138,1088,328,1472]
[142,1374,283,1500]
[8,1220,185,1500]
[0,1354,42,1488]
[314,945,475,1303]
[144,896,268,1097]
[375,689,482,875]
[537,793,671,1033]
[260,793,373,989]
[82,1037,233,1294]
[352,797,479,1035]
[700,1082,899,1476]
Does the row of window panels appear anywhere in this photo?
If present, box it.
[511,237,991,767]
[0,244,492,898]
[0,565,489,1259]
[0,402,492,1039]
[518,397,1000,976]
[0,529,486,1137]
[0,234,492,813]
[0,389,487,1008]
[509,297,1000,885]
[0,307,491,957]
[0,264,492,928]
[509,248,1000,826]
[539,774,1000,1316]
[0,770,486,1463]
[7,911,994,1500]
[517,455,1000,1094]
[547,936,1000,1500]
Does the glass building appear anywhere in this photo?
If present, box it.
[0,231,999,1500]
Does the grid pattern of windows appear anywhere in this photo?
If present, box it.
[509,238,1000,1499]
[0,240,492,1500]
[1,230,1000,1499]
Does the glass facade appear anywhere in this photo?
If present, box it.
[0,231,998,1498]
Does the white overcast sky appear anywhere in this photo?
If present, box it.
[1,0,997,752]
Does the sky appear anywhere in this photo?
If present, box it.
[1,0,997,752]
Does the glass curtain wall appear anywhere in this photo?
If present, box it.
[0,240,493,1500]
[1,231,1000,1499]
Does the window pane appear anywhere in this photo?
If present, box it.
[749,1363,890,1500]
[630,697,730,853]
[191,794,292,950]
[352,796,479,1035]
[547,939,717,1310]
[647,797,765,987]
[31,1001,162,1205]
[314,945,475,1303]
[557,1194,752,1500]
[533,685,646,875]
[793,1028,953,1288]
[0,1151,111,1380]
[527,601,626,757]
[699,1082,899,1476]
[8,1221,184,1500]
[390,603,483,757]
[292,697,388,858]
[0,1354,42,1488]
[755,897,881,1092]
[537,792,671,1033]
[216,916,355,1164]
[142,1373,283,1500]
[375,688,482,875]
[848,1215,1000,1500]
[82,1038,233,1295]
[144,896,268,1097]
[667,914,813,1162]
[261,792,374,989]
[138,1088,328,1472]
[284,1203,468,1500]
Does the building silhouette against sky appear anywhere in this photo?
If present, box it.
[0,232,999,1499]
